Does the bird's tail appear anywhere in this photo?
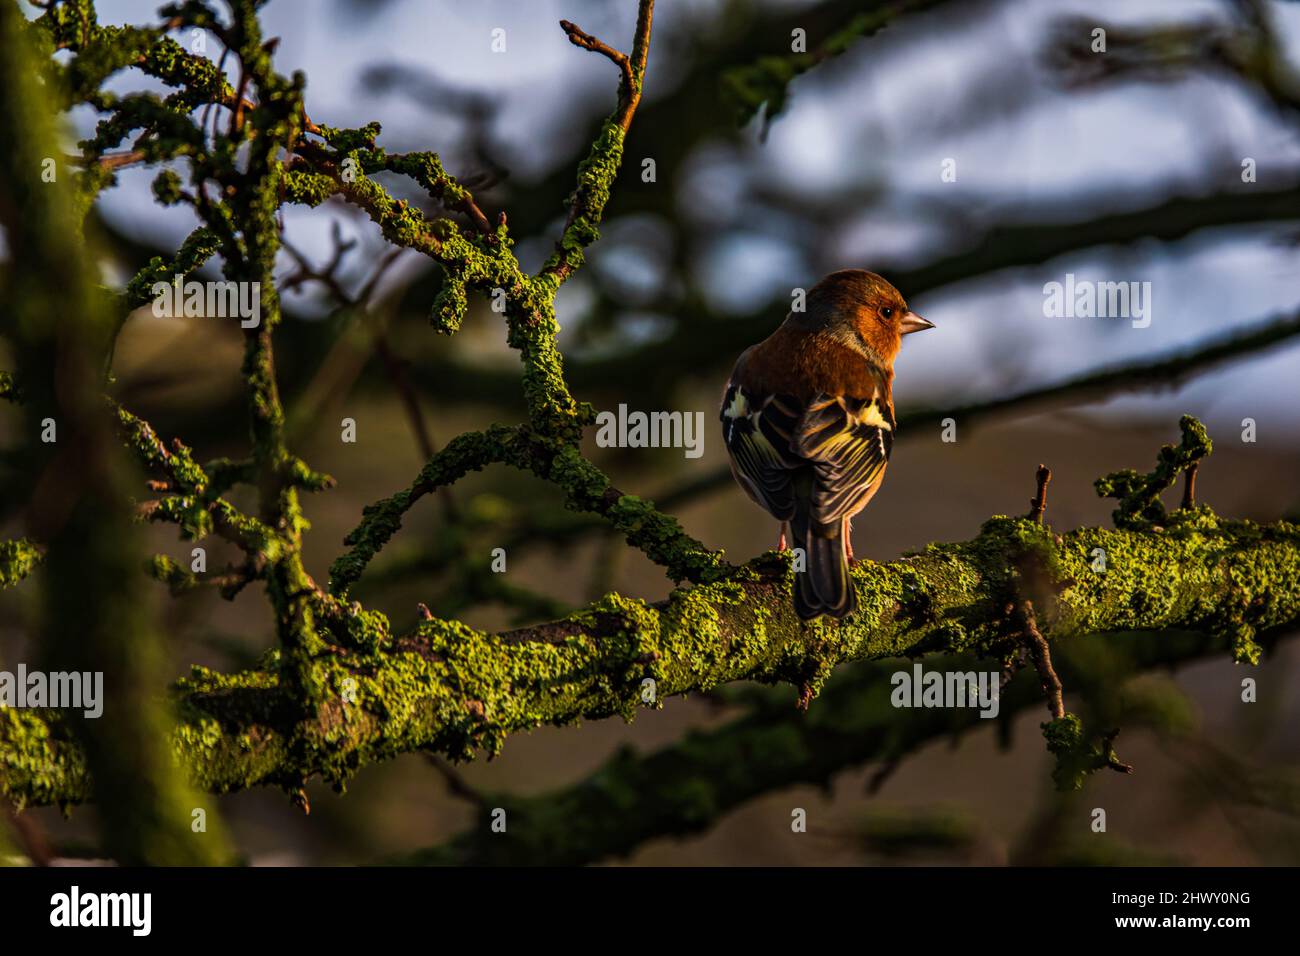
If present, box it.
[790,501,856,620]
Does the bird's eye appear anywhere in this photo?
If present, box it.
[881,307,894,318]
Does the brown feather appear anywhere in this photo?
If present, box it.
[732,269,912,407]
[733,323,893,407]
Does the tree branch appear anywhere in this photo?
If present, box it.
[4,495,1295,807]
[398,626,1277,866]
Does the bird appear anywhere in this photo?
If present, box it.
[719,269,934,621]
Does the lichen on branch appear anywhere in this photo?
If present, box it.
[4,488,1297,807]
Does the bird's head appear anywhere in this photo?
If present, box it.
[794,269,934,366]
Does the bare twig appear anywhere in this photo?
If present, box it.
[424,754,489,810]
[200,46,232,149]
[1102,729,1135,775]
[1181,461,1199,509]
[99,149,147,170]
[1027,464,1052,524]
[559,19,637,102]
[281,234,457,518]
[867,756,902,794]
[1016,600,1065,719]
[229,63,251,137]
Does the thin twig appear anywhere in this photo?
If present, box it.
[1027,464,1052,524]
[229,63,250,137]
[1101,729,1135,775]
[201,45,232,149]
[559,19,636,94]
[1017,600,1065,719]
[1181,460,1199,509]
[281,234,458,518]
[867,756,902,794]
[424,754,489,810]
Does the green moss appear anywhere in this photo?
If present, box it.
[145,553,195,593]
[1042,713,1129,791]
[318,122,382,153]
[330,427,520,594]
[0,370,19,403]
[0,709,92,810]
[150,168,184,205]
[114,402,209,490]
[6,503,1298,806]
[538,122,625,278]
[0,539,43,589]
[1096,415,1212,530]
[720,9,902,128]
[281,169,337,207]
[546,447,729,584]
[430,275,468,333]
[121,227,222,318]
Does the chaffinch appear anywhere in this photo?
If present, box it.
[720,270,934,620]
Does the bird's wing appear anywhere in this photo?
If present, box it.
[720,384,800,520]
[791,393,895,525]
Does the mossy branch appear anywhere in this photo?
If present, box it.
[721,0,952,132]
[4,496,1296,808]
[1095,414,1212,530]
[400,628,1268,866]
[329,425,727,595]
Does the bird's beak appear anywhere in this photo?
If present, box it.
[899,311,935,335]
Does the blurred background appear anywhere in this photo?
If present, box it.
[3,0,1300,864]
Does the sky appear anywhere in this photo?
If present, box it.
[62,0,1300,433]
